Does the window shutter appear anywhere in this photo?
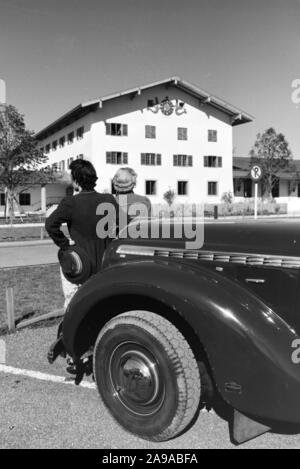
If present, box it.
[218,157,222,167]
[157,154,161,165]
[123,152,128,164]
[122,124,128,136]
[188,156,193,167]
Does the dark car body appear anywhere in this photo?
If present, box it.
[61,219,300,440]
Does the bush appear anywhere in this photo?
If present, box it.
[163,189,176,207]
[221,191,234,205]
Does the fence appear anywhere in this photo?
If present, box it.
[0,223,46,241]
[5,286,64,332]
[151,201,288,218]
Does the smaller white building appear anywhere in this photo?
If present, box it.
[1,77,253,214]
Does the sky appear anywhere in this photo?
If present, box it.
[0,0,300,157]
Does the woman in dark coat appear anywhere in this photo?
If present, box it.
[46,159,118,279]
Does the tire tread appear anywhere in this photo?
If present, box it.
[94,310,201,441]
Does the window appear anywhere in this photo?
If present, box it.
[177,127,188,140]
[76,126,84,140]
[68,157,74,168]
[45,144,51,153]
[145,125,156,139]
[208,181,218,196]
[67,132,74,144]
[272,177,280,198]
[106,152,128,165]
[19,193,31,206]
[178,181,188,195]
[145,180,157,195]
[105,123,128,136]
[59,136,65,148]
[208,130,217,142]
[0,194,5,205]
[52,140,57,151]
[204,156,222,167]
[173,154,193,167]
[141,153,161,166]
[147,99,157,107]
[77,154,84,160]
[59,161,65,172]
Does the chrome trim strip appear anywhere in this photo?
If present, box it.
[116,245,300,269]
[245,279,266,284]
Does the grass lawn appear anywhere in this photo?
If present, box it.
[0,225,69,242]
[0,226,50,242]
[0,264,64,332]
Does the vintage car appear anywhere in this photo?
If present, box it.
[49,219,300,445]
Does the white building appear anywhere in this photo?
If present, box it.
[1,77,253,214]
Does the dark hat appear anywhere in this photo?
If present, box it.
[58,245,92,285]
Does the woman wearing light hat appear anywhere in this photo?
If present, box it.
[113,167,151,224]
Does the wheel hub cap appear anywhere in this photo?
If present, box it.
[109,343,164,416]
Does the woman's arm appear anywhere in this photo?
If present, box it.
[45,197,73,250]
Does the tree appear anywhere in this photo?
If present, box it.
[249,127,293,199]
[0,104,54,221]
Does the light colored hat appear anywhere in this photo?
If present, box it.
[113,167,137,193]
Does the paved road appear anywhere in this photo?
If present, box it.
[0,326,300,449]
[0,243,58,268]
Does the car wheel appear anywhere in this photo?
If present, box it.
[93,310,201,441]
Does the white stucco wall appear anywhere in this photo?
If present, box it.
[40,112,94,168]
[36,85,234,205]
[89,85,233,204]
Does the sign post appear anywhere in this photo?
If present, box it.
[250,165,263,220]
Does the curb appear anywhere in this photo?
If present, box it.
[0,240,53,248]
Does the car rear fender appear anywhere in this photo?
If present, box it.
[62,259,300,423]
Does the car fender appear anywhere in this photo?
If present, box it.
[62,259,300,423]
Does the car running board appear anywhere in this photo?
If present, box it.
[231,409,271,444]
